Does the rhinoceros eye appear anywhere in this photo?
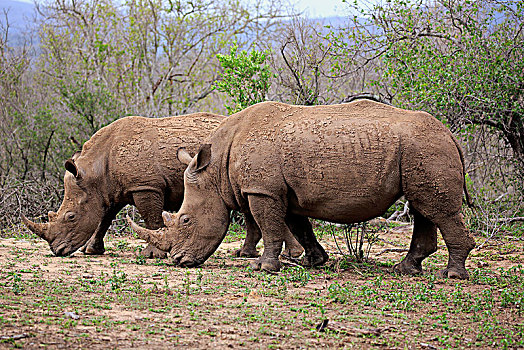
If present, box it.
[180,215,190,225]
[65,212,76,222]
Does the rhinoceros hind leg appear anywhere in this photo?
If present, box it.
[285,214,328,267]
[281,229,305,259]
[434,213,475,280]
[235,212,261,258]
[393,209,437,275]
[133,191,169,259]
[140,244,168,259]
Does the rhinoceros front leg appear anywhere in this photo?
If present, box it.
[81,205,123,255]
[235,212,261,258]
[132,191,169,259]
[393,209,437,275]
[285,214,328,267]
[247,195,286,272]
[237,212,304,259]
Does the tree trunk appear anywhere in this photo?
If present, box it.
[505,112,524,164]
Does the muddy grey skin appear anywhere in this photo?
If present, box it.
[22,113,304,259]
[129,100,476,279]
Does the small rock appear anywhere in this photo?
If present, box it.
[477,261,489,267]
[64,311,80,320]
[248,290,260,299]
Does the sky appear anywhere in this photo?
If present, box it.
[12,0,349,18]
[293,0,348,18]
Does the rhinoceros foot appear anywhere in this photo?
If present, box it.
[392,260,423,276]
[300,249,329,268]
[80,242,106,255]
[234,247,259,258]
[250,257,281,272]
[438,267,469,280]
[140,244,168,259]
[282,244,304,259]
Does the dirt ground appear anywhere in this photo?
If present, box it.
[1,223,523,349]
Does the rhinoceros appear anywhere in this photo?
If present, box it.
[129,100,476,279]
[22,113,304,258]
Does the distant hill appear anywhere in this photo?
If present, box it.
[0,1,347,47]
[0,0,37,45]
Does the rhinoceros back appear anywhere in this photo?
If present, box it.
[79,113,224,196]
[226,100,457,223]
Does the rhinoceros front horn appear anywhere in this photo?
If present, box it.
[21,214,50,241]
[126,216,172,252]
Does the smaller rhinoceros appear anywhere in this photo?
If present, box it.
[129,100,476,279]
[22,113,304,258]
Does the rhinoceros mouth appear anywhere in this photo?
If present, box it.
[179,258,202,268]
[171,252,202,268]
[53,242,70,256]
[53,241,83,257]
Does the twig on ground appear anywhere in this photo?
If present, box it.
[377,238,406,248]
[376,248,409,256]
[0,334,29,341]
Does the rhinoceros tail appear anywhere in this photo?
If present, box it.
[451,135,475,209]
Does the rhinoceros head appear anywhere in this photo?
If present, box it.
[22,154,106,256]
[128,144,230,267]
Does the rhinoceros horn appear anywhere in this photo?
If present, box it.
[126,215,172,252]
[21,214,50,241]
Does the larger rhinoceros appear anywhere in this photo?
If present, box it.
[22,113,304,258]
[129,100,476,279]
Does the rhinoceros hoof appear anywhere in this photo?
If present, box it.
[392,261,423,276]
[249,258,281,272]
[438,267,469,280]
[80,244,105,255]
[300,251,328,268]
[282,245,305,259]
[235,248,259,258]
[140,244,168,259]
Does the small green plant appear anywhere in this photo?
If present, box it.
[214,43,274,114]
[135,254,147,265]
[114,240,129,252]
[282,266,311,286]
[7,272,24,295]
[109,270,127,290]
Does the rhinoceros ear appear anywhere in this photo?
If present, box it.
[177,147,194,165]
[64,158,82,179]
[191,144,212,173]
[71,150,81,161]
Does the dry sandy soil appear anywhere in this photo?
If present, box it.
[1,222,523,349]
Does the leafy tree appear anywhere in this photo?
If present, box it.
[38,0,285,117]
[214,43,274,114]
[340,0,523,165]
